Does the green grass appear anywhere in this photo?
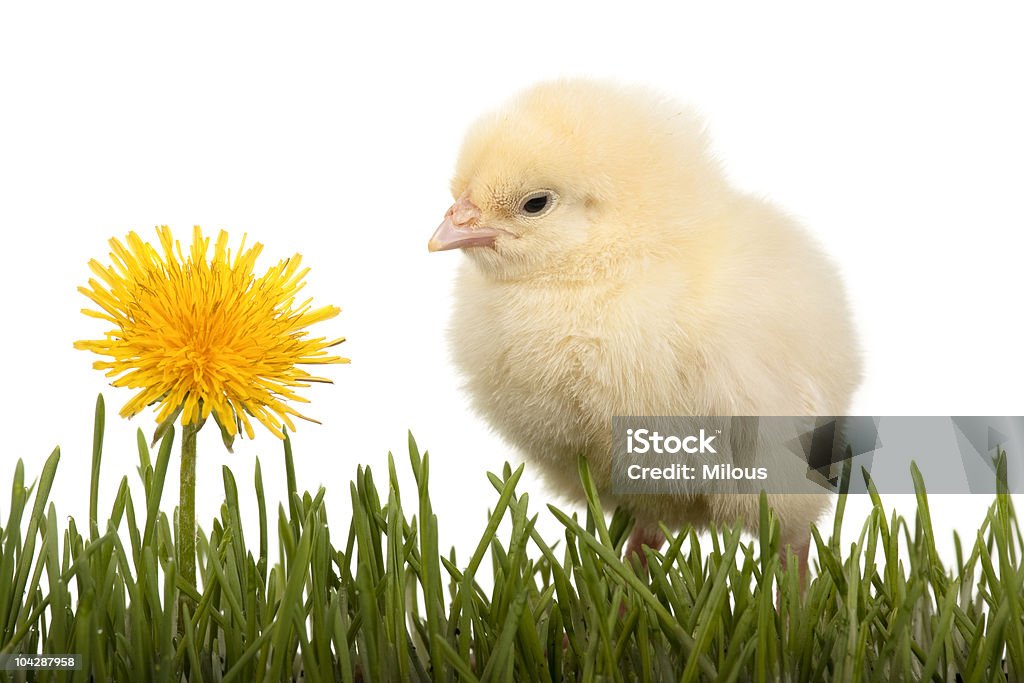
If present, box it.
[1,396,1022,682]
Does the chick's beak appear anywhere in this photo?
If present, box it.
[428,196,507,252]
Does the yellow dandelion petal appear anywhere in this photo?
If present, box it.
[76,225,347,442]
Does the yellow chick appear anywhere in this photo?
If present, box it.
[429,79,861,580]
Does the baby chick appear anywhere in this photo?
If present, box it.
[429,79,861,580]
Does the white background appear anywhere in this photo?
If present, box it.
[1,3,1022,571]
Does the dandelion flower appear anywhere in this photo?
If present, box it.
[75,225,348,441]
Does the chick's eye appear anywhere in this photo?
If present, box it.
[519,191,556,216]
[522,195,548,213]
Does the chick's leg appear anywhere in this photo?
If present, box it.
[625,526,666,569]
[621,526,667,619]
[776,539,811,610]
[780,539,811,587]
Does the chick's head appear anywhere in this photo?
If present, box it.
[429,79,725,281]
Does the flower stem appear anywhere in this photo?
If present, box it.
[179,420,200,592]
